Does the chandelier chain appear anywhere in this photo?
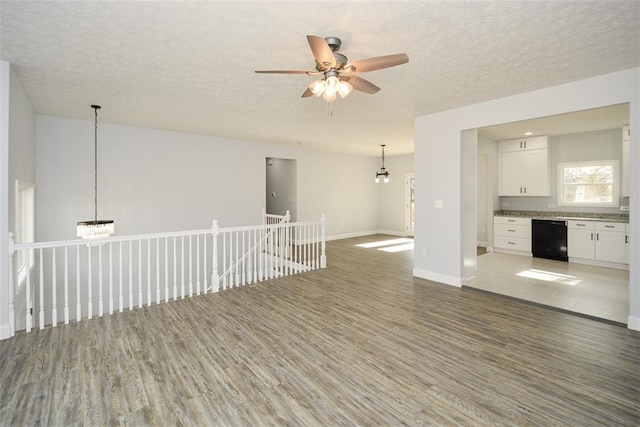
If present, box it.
[93,105,98,222]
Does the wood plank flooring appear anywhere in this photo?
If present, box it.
[1,234,639,425]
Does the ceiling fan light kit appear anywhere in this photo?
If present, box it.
[255,35,408,115]
[309,73,353,102]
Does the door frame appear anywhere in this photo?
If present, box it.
[405,173,415,237]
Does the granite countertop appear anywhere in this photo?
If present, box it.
[494,210,629,223]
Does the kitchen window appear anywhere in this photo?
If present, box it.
[557,160,619,207]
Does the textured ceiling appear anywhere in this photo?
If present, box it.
[1,1,639,156]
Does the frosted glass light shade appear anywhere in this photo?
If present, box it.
[337,81,353,98]
[309,80,325,97]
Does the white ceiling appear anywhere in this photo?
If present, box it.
[1,1,638,156]
[478,103,630,141]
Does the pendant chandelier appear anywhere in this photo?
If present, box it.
[77,105,114,239]
[375,144,390,183]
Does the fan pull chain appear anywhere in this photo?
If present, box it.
[326,101,333,116]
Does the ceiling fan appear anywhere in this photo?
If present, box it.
[255,35,409,105]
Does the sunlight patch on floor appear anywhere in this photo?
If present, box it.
[516,268,582,286]
[355,238,413,249]
[378,242,414,253]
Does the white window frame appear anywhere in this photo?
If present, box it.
[557,160,619,208]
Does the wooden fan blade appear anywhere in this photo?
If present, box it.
[307,35,336,69]
[345,53,409,73]
[255,70,317,75]
[301,87,313,98]
[342,75,380,94]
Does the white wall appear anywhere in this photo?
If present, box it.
[478,135,499,248]
[35,115,380,243]
[0,61,9,339]
[377,153,414,235]
[0,62,37,339]
[414,68,640,330]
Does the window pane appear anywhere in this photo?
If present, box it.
[563,184,613,203]
[563,165,613,185]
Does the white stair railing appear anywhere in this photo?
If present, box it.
[8,215,326,336]
[263,209,290,225]
[218,210,290,289]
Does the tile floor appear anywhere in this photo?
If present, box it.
[466,251,629,324]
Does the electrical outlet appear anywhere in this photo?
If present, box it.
[621,206,629,211]
[434,200,443,208]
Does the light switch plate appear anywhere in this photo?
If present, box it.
[435,200,443,208]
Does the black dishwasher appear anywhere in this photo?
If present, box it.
[532,219,568,262]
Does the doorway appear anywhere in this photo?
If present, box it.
[464,104,630,323]
[265,158,297,221]
[405,173,415,236]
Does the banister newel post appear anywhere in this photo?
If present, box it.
[8,233,15,336]
[320,214,327,268]
[211,220,220,292]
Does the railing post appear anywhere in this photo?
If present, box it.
[8,233,15,337]
[320,214,327,269]
[211,220,219,292]
[284,210,291,223]
[262,208,266,225]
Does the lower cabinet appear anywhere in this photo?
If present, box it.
[494,217,531,254]
[568,220,628,265]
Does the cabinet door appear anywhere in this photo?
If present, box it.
[596,231,627,263]
[500,139,524,153]
[499,151,523,196]
[521,149,549,196]
[500,136,548,152]
[568,228,595,259]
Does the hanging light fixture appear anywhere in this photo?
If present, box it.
[77,105,114,239]
[308,71,353,115]
[375,144,390,183]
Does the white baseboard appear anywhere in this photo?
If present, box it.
[325,230,408,242]
[0,323,11,340]
[376,229,410,237]
[569,257,629,271]
[413,268,462,288]
[627,315,640,331]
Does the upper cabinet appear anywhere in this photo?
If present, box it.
[622,125,630,198]
[500,136,548,152]
[499,136,550,196]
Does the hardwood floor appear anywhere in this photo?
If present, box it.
[1,234,639,425]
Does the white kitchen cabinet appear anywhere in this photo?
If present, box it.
[625,224,630,263]
[493,216,531,254]
[622,125,630,198]
[595,222,627,264]
[568,220,628,265]
[567,221,595,260]
[500,136,548,152]
[499,137,549,196]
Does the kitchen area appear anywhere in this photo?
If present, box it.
[469,104,630,324]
